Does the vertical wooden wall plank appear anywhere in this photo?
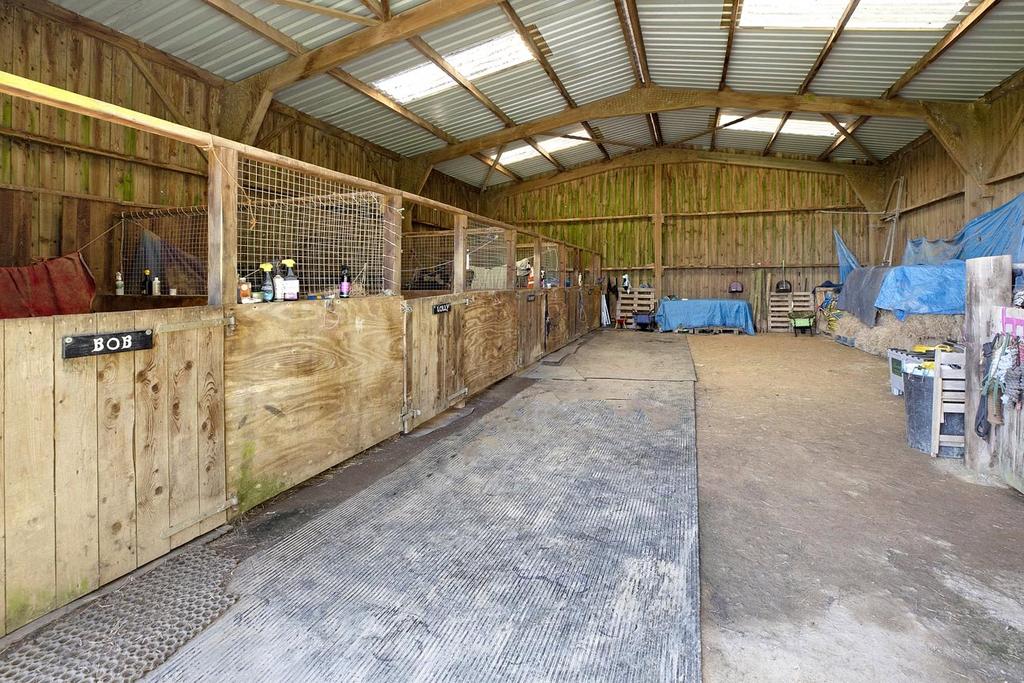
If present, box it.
[133,309,169,565]
[4,317,56,631]
[197,308,227,535]
[167,308,200,547]
[53,313,100,605]
[96,311,137,583]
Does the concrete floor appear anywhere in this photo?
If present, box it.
[690,334,1024,682]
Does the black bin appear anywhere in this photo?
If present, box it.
[903,371,964,458]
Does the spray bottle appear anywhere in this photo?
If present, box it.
[339,265,351,298]
[259,263,275,302]
[273,263,285,302]
[114,272,125,296]
[281,259,299,301]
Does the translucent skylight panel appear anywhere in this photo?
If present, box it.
[372,31,534,104]
[491,128,591,164]
[719,113,839,137]
[739,0,969,29]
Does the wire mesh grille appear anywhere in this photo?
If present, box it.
[236,156,397,298]
[541,242,563,288]
[120,207,208,296]
[515,244,535,289]
[465,227,509,291]
[402,232,455,292]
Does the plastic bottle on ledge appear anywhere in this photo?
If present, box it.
[114,271,125,296]
[141,268,153,295]
[260,263,275,302]
[339,265,351,298]
[273,265,285,302]
[152,277,161,296]
[281,259,299,301]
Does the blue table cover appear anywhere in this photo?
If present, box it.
[655,298,756,335]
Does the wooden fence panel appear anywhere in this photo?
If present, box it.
[517,291,544,368]
[463,291,517,397]
[0,306,227,635]
[546,289,569,352]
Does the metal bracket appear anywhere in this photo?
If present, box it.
[447,387,469,402]
[401,302,413,314]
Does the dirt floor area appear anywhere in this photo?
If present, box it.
[689,334,1024,682]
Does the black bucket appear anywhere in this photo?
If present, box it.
[903,372,964,458]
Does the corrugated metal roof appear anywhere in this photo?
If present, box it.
[276,74,447,156]
[659,108,716,147]
[435,156,513,187]
[809,30,950,97]
[728,29,832,93]
[899,1,1024,101]
[593,115,655,149]
[486,144,559,177]
[510,0,636,105]
[544,125,606,167]
[770,112,841,158]
[234,0,370,50]
[854,117,930,160]
[636,0,729,90]
[52,0,289,80]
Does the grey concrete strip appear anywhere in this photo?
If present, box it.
[563,332,698,382]
[149,335,701,682]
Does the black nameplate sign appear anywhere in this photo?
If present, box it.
[432,302,452,314]
[63,329,153,359]
[526,294,537,302]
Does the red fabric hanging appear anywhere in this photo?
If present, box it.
[0,253,96,319]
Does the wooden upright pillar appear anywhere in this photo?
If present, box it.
[207,145,238,305]
[506,229,517,290]
[965,255,1011,473]
[383,194,402,293]
[452,214,467,293]
[558,244,568,287]
[653,162,664,300]
[533,236,542,288]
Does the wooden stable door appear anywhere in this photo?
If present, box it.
[405,294,467,431]
[0,306,228,634]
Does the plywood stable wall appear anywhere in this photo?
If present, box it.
[517,291,544,367]
[0,306,227,635]
[0,2,478,282]
[224,298,404,513]
[491,163,871,300]
[463,291,517,397]
[405,293,466,431]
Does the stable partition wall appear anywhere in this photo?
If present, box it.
[0,71,601,635]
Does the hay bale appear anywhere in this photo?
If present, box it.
[833,310,964,356]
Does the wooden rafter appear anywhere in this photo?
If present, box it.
[497,1,611,160]
[761,112,790,156]
[821,113,878,163]
[357,0,386,19]
[676,109,771,148]
[883,0,1001,99]
[263,0,380,26]
[710,0,741,152]
[481,144,505,189]
[406,36,566,172]
[614,0,664,145]
[818,115,868,160]
[538,133,645,149]
[201,0,305,54]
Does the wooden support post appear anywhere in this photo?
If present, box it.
[559,243,568,288]
[965,255,1011,473]
[506,229,517,290]
[653,162,664,300]
[964,176,994,223]
[207,145,238,306]
[383,194,402,293]
[452,213,467,294]
[533,236,542,289]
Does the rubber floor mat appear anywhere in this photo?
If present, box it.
[152,337,700,681]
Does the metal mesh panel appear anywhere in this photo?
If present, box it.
[465,226,509,291]
[541,242,562,288]
[236,156,397,298]
[402,232,455,292]
[515,244,535,289]
[120,207,208,296]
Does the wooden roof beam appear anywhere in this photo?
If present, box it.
[762,111,791,156]
[481,146,880,201]
[818,115,868,160]
[264,0,379,25]
[417,85,944,165]
[822,113,878,163]
[218,0,499,142]
[614,0,664,145]
[498,1,611,160]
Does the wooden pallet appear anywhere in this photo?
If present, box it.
[616,290,656,329]
[931,348,966,456]
[768,291,814,332]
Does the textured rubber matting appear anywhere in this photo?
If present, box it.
[0,545,237,682]
[152,333,700,682]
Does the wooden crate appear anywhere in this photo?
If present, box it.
[768,292,814,332]
[616,290,657,329]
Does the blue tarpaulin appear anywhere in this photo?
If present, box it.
[834,229,860,283]
[874,260,966,320]
[656,298,756,335]
[903,192,1024,264]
